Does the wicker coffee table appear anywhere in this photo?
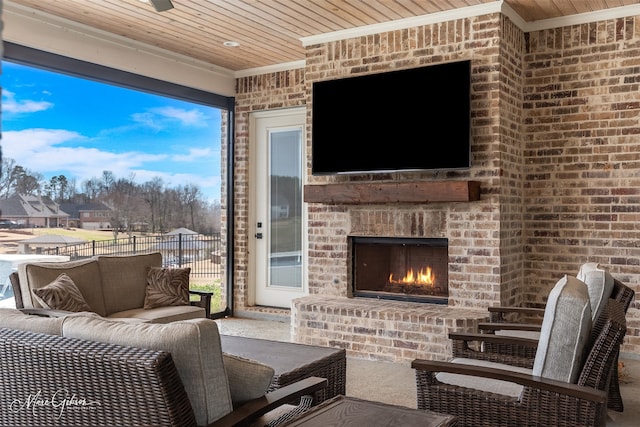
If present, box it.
[281,395,457,426]
[220,335,346,402]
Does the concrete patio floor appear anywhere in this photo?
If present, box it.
[215,316,640,427]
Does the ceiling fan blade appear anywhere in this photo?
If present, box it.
[149,0,174,12]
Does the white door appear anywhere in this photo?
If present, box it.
[249,108,306,308]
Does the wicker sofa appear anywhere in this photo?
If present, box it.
[14,251,212,322]
[0,308,325,426]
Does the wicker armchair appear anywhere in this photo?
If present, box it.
[412,277,627,427]
[0,327,326,427]
[484,276,634,325]
[479,269,634,412]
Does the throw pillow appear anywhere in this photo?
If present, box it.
[532,275,592,384]
[576,262,615,323]
[31,273,92,312]
[223,353,275,406]
[144,266,190,309]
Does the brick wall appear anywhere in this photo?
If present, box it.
[234,12,640,358]
[523,17,640,355]
[497,16,527,308]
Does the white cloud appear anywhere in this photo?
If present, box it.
[2,90,53,114]
[150,106,207,126]
[3,128,84,150]
[172,147,214,162]
[130,112,164,131]
[2,129,165,180]
[129,107,208,131]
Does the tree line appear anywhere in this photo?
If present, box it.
[0,157,221,235]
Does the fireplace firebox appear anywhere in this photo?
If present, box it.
[350,237,448,303]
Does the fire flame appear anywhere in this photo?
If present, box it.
[388,266,435,286]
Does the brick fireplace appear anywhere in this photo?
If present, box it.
[289,15,515,362]
[292,195,490,361]
[350,236,449,303]
[292,181,491,362]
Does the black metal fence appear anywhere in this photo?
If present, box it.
[41,233,222,278]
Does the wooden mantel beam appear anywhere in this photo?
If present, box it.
[303,181,480,204]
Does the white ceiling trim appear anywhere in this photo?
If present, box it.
[234,60,306,78]
[300,2,504,47]
[499,2,527,30]
[522,4,640,32]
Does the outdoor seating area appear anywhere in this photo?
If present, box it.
[0,248,636,426]
[4,3,640,425]
[1,300,638,425]
[0,255,637,426]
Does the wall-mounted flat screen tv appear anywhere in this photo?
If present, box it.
[311,60,471,175]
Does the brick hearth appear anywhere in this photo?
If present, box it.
[292,296,487,362]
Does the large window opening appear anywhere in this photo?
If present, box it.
[0,42,234,318]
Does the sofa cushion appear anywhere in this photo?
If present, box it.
[97,252,162,316]
[18,258,106,316]
[31,273,92,312]
[0,308,64,335]
[144,266,190,309]
[532,275,592,383]
[223,353,274,406]
[62,314,233,425]
[437,357,531,398]
[108,305,205,323]
[576,262,615,323]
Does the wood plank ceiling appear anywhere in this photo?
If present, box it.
[7,0,640,72]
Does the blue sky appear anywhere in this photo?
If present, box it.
[1,61,222,203]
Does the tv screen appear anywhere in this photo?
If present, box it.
[311,60,471,175]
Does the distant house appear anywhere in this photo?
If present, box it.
[152,238,209,265]
[58,202,112,230]
[165,227,199,237]
[0,194,69,228]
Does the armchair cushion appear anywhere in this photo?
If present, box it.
[0,307,64,335]
[576,262,615,323]
[223,353,275,406]
[62,314,233,426]
[144,266,191,309]
[532,275,592,383]
[31,273,92,312]
[436,357,531,397]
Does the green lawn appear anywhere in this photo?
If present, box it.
[33,228,117,241]
[190,281,224,313]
